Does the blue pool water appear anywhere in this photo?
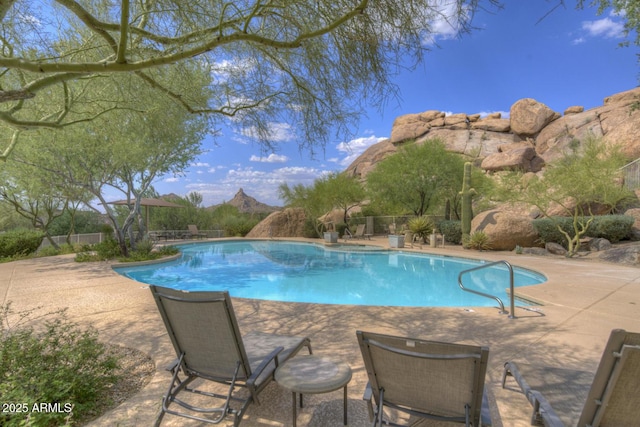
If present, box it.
[115,240,546,307]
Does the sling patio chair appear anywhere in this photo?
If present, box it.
[502,328,640,427]
[356,330,492,427]
[150,285,312,426]
[187,224,207,239]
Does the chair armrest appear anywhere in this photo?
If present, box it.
[502,361,536,404]
[480,391,492,427]
[530,390,564,427]
[246,346,284,388]
[503,362,564,427]
[362,382,374,421]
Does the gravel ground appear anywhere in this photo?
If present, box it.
[80,345,155,425]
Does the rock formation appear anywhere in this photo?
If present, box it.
[346,87,640,178]
[245,208,307,238]
[250,87,640,255]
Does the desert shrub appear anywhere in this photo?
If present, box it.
[532,218,570,246]
[587,215,634,242]
[437,220,462,244]
[0,229,45,259]
[335,223,348,237]
[303,219,320,238]
[156,245,179,256]
[533,215,634,247]
[221,216,260,237]
[94,238,122,260]
[133,238,155,256]
[464,231,492,251]
[408,216,435,242]
[0,304,120,426]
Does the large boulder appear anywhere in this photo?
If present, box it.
[534,109,603,163]
[471,118,511,132]
[480,146,543,173]
[344,138,397,179]
[510,98,561,137]
[346,87,640,179]
[246,208,307,238]
[624,208,640,240]
[390,110,444,144]
[599,245,640,265]
[471,209,540,251]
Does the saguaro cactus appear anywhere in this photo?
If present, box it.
[460,162,477,245]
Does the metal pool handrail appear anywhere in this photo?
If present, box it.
[458,260,515,319]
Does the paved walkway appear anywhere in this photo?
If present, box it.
[1,237,639,426]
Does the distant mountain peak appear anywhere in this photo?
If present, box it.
[212,188,280,214]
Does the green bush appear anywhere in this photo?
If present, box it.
[587,215,634,243]
[221,216,260,237]
[133,238,155,256]
[437,220,462,244]
[0,304,120,426]
[408,216,435,242]
[0,229,45,259]
[533,215,634,247]
[303,219,320,238]
[94,238,122,260]
[156,245,179,256]
[464,231,492,251]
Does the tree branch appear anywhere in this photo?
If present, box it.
[0,89,35,103]
[1,0,369,74]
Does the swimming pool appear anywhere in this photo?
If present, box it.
[114,240,545,307]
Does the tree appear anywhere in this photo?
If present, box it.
[8,80,208,255]
[280,172,366,235]
[366,139,468,217]
[496,136,635,256]
[0,0,501,159]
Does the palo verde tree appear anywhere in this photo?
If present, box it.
[279,172,365,236]
[496,136,635,257]
[366,139,469,217]
[0,0,502,161]
[8,76,209,256]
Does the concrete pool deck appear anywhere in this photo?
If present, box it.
[1,237,639,426]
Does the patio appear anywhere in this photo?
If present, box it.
[1,237,639,426]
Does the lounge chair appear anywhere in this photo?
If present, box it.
[345,224,370,240]
[502,328,640,427]
[356,330,491,426]
[150,286,312,426]
[187,224,207,239]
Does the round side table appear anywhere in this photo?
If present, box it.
[275,355,352,427]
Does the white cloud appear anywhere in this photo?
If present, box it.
[191,162,210,167]
[335,135,388,167]
[186,165,332,207]
[582,14,625,39]
[476,110,510,119]
[210,58,258,83]
[421,1,472,46]
[164,177,180,183]
[239,122,295,143]
[250,153,289,163]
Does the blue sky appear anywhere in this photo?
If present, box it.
[155,2,638,208]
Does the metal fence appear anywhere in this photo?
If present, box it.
[621,158,640,190]
[349,215,446,235]
[38,230,224,248]
[39,233,108,248]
